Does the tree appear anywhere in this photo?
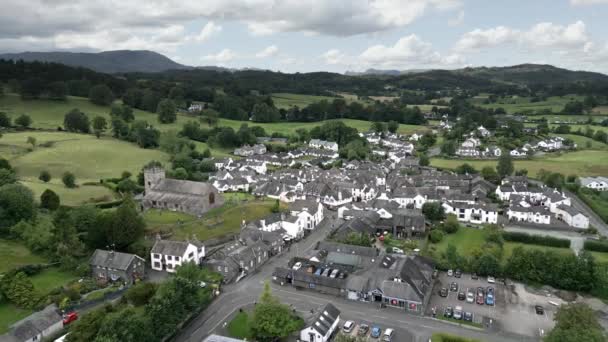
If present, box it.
[40,189,60,210]
[26,136,36,148]
[251,283,304,342]
[481,166,500,184]
[38,170,51,183]
[545,303,604,342]
[157,99,177,124]
[107,196,145,250]
[441,140,456,156]
[455,163,478,175]
[496,153,514,178]
[429,229,444,243]
[271,199,280,213]
[62,171,76,188]
[474,253,501,276]
[92,116,108,138]
[47,81,68,100]
[0,184,36,233]
[66,306,112,342]
[0,272,37,308]
[15,114,32,128]
[0,112,11,127]
[251,102,280,123]
[419,153,430,166]
[64,108,90,133]
[387,120,399,133]
[371,121,386,133]
[95,308,153,342]
[0,169,17,186]
[110,103,134,122]
[88,84,114,106]
[0,158,12,171]
[20,77,45,99]
[439,214,460,234]
[125,282,158,306]
[422,202,445,222]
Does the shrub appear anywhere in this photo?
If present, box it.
[62,171,76,188]
[40,189,60,210]
[125,282,158,306]
[502,231,570,248]
[38,170,51,183]
[584,240,608,253]
[430,230,445,243]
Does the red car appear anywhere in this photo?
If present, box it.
[63,312,78,325]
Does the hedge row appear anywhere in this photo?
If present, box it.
[584,240,608,253]
[502,231,571,248]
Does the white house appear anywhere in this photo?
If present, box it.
[150,240,205,273]
[309,139,339,151]
[477,126,491,137]
[507,206,552,225]
[300,303,341,342]
[442,201,498,224]
[212,178,250,193]
[580,176,608,191]
[510,149,527,157]
[289,200,325,230]
[554,204,590,229]
[409,133,422,141]
[456,147,480,157]
[461,137,481,148]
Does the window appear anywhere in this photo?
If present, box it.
[188,252,194,258]
[209,192,215,205]
[217,266,222,271]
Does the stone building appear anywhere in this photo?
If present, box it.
[142,167,224,216]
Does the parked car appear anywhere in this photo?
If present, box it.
[391,247,404,254]
[471,273,478,280]
[314,268,323,276]
[466,289,475,303]
[476,287,485,305]
[447,269,453,277]
[453,306,463,320]
[358,324,370,336]
[454,269,462,278]
[62,312,78,325]
[371,325,382,338]
[443,306,453,318]
[383,328,394,342]
[464,312,473,322]
[487,276,496,284]
[450,282,458,292]
[330,269,340,278]
[343,320,355,333]
[292,262,302,270]
[457,292,466,301]
[338,272,346,279]
[439,288,448,297]
[322,268,331,277]
[486,287,495,306]
[535,305,545,315]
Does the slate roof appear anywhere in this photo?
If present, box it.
[557,204,584,216]
[151,240,193,256]
[310,303,340,337]
[152,178,217,196]
[317,241,378,258]
[381,280,423,302]
[89,249,143,270]
[9,304,62,341]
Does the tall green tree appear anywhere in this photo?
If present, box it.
[422,202,445,222]
[545,303,605,342]
[15,114,32,128]
[89,84,114,106]
[157,99,177,124]
[496,153,514,178]
[62,171,76,188]
[92,116,108,138]
[40,189,60,210]
[251,282,304,342]
[107,196,145,250]
[64,108,90,133]
[0,184,36,234]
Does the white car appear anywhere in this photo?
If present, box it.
[466,290,475,303]
[343,320,355,333]
[447,269,453,277]
[453,306,463,320]
[487,276,495,284]
[292,262,302,270]
[391,247,404,254]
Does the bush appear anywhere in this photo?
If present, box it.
[125,282,158,306]
[38,170,51,183]
[584,240,608,253]
[40,189,60,210]
[429,230,444,243]
[502,231,570,248]
[439,215,460,234]
[432,333,480,342]
[62,171,76,188]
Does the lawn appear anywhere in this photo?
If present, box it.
[227,311,253,339]
[431,150,608,178]
[21,180,116,206]
[577,189,608,224]
[471,95,585,114]
[271,93,339,109]
[0,239,46,274]
[144,198,277,241]
[4,132,169,183]
[0,303,32,334]
[590,252,608,265]
[30,267,78,296]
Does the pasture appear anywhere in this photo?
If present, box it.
[271,93,338,109]
[0,239,46,274]
[551,134,608,150]
[430,150,608,178]
[471,95,586,114]
[21,180,116,206]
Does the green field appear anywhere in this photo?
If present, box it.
[144,198,277,241]
[20,180,116,206]
[2,132,169,183]
[551,134,608,150]
[271,93,339,109]
[431,150,608,178]
[30,267,77,296]
[590,252,608,265]
[472,95,586,114]
[533,114,608,124]
[0,239,46,274]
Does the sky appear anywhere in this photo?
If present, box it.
[1,0,608,74]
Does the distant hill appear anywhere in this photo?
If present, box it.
[0,50,190,73]
[345,68,429,76]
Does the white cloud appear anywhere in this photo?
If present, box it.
[202,49,237,64]
[193,21,222,42]
[322,49,348,65]
[455,21,590,52]
[255,45,279,58]
[570,0,608,5]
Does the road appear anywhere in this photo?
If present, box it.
[173,211,536,342]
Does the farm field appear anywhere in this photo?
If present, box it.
[4,132,169,183]
[143,198,278,241]
[271,93,339,109]
[551,134,608,150]
[431,150,608,178]
[471,95,585,114]
[21,180,116,206]
[529,114,608,123]
[0,239,46,274]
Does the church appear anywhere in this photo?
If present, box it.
[142,167,224,216]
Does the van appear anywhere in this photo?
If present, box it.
[382,328,394,341]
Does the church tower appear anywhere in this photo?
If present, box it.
[144,167,165,194]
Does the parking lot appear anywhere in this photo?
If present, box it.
[427,271,558,338]
[337,319,415,342]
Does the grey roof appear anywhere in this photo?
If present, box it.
[326,252,363,267]
[152,178,218,196]
[310,303,340,336]
[317,241,378,258]
[557,204,584,216]
[381,280,423,302]
[289,200,321,214]
[9,304,62,341]
[151,240,193,256]
[89,249,143,270]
